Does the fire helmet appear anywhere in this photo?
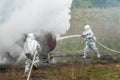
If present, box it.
[27,33,35,39]
[84,25,91,31]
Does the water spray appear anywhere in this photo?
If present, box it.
[57,35,120,53]
[57,35,81,41]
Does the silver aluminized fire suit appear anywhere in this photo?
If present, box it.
[24,33,41,75]
[82,25,100,58]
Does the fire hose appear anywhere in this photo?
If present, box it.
[27,50,37,80]
[57,35,120,53]
[96,41,120,53]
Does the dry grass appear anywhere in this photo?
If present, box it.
[1,54,120,80]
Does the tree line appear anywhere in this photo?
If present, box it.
[72,0,120,8]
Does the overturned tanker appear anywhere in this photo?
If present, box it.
[35,32,57,65]
[36,32,56,53]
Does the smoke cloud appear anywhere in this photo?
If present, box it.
[0,0,73,64]
[0,0,72,50]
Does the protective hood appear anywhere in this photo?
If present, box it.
[27,33,35,40]
[84,25,91,31]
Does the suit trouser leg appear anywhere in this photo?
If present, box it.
[24,59,32,75]
[90,42,100,58]
[83,43,90,58]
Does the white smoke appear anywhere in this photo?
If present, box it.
[0,0,5,12]
[0,0,72,50]
[0,0,72,49]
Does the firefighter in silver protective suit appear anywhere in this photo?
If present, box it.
[81,25,100,58]
[23,33,41,76]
